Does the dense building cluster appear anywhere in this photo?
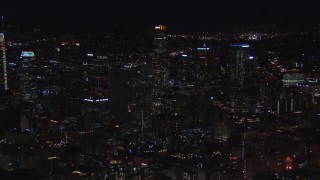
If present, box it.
[1,24,320,180]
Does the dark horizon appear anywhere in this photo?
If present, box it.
[2,0,320,33]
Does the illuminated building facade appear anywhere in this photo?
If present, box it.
[59,41,83,119]
[82,96,109,129]
[0,33,8,91]
[84,55,109,96]
[282,73,305,86]
[59,41,83,71]
[17,51,37,130]
[229,44,250,87]
[152,25,169,115]
[175,53,198,86]
[196,47,210,85]
[19,51,37,102]
[82,54,109,129]
[228,44,258,112]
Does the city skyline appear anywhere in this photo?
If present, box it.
[1,1,320,180]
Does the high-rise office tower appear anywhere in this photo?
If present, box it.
[154,25,168,54]
[59,41,83,69]
[0,33,8,91]
[109,63,128,126]
[18,51,37,130]
[228,44,258,112]
[84,54,109,96]
[196,47,210,85]
[59,42,83,119]
[19,51,37,102]
[229,44,250,87]
[0,33,5,91]
[175,53,196,86]
[82,54,109,129]
[0,17,8,91]
[152,25,168,115]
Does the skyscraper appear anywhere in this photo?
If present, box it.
[0,33,5,91]
[228,44,258,112]
[152,25,169,115]
[82,54,109,129]
[84,54,109,96]
[109,63,128,126]
[196,47,210,85]
[229,44,250,87]
[154,25,168,55]
[19,51,37,102]
[0,16,8,91]
[18,51,37,130]
[59,41,83,119]
[0,32,8,91]
[176,53,195,85]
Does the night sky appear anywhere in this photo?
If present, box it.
[2,0,320,32]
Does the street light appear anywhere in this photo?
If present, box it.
[48,156,58,175]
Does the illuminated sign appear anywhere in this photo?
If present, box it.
[84,98,108,102]
[96,98,108,102]
[230,44,250,48]
[21,51,35,57]
[87,53,94,57]
[197,47,210,51]
[84,98,94,102]
[155,25,167,31]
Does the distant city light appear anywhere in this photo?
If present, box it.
[155,25,166,31]
[96,98,108,102]
[230,44,250,48]
[21,51,35,57]
[84,98,94,102]
[87,53,94,57]
[197,47,210,51]
[84,98,108,102]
